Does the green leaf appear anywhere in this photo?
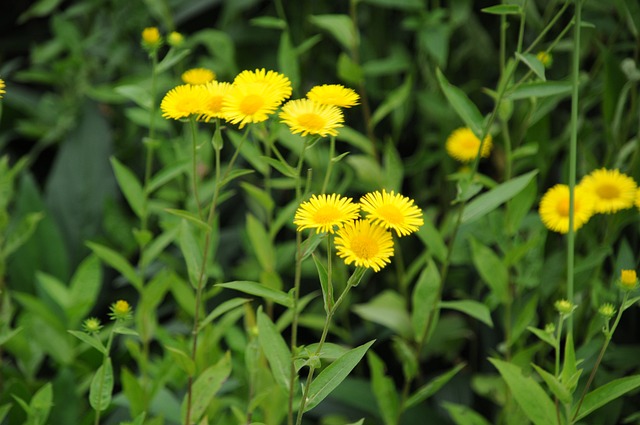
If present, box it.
[300,232,326,261]
[29,382,53,425]
[405,363,466,409]
[182,352,232,424]
[353,290,413,338]
[489,358,556,425]
[86,241,142,291]
[68,330,107,355]
[468,237,508,304]
[527,326,556,347]
[572,375,640,421]
[368,352,399,425]
[516,52,546,81]
[561,332,580,392]
[412,261,441,341]
[439,300,493,327]
[156,48,191,73]
[416,218,447,262]
[114,85,152,110]
[147,160,189,193]
[90,358,114,412]
[436,68,484,138]
[462,170,538,224]
[531,364,571,404]
[481,5,521,15]
[178,220,203,289]
[165,209,211,232]
[68,254,102,327]
[337,53,364,85]
[278,31,300,91]
[305,340,375,412]
[250,16,286,29]
[371,75,412,128]
[246,214,276,271]
[257,309,292,390]
[443,402,492,425]
[309,14,357,51]
[217,281,293,308]
[165,346,196,377]
[0,327,23,346]
[383,141,404,193]
[312,253,333,313]
[360,0,423,10]
[3,212,43,257]
[121,368,145,418]
[505,81,572,100]
[140,224,180,268]
[110,157,144,218]
[0,404,12,423]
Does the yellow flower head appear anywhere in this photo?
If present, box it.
[83,317,103,334]
[620,269,638,291]
[160,84,208,120]
[554,299,575,315]
[233,69,292,105]
[598,303,616,319]
[168,31,184,47]
[0,78,5,99]
[294,193,360,234]
[635,188,640,210]
[579,168,637,214]
[359,190,424,237]
[445,127,493,163]
[306,84,360,108]
[335,220,394,272]
[109,300,132,321]
[538,184,595,234]
[279,99,344,137]
[536,51,553,68]
[181,68,216,85]
[199,81,232,122]
[142,27,161,48]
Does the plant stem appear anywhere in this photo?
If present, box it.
[321,136,336,194]
[189,116,204,220]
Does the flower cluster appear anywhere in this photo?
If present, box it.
[445,127,493,163]
[294,190,423,272]
[141,27,183,51]
[539,168,638,234]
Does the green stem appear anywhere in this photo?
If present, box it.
[321,136,336,194]
[189,116,203,220]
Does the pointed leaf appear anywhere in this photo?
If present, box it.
[443,402,492,425]
[368,352,399,425]
[90,358,114,411]
[246,214,276,271]
[86,241,142,290]
[436,68,484,138]
[312,253,333,313]
[257,309,292,390]
[412,260,441,341]
[217,281,292,308]
[572,375,640,421]
[405,363,466,409]
[165,346,196,377]
[505,81,572,100]
[68,330,107,355]
[182,352,232,424]
[178,220,203,289]
[481,5,521,14]
[440,300,493,327]
[371,76,412,128]
[469,237,508,303]
[199,298,251,331]
[110,157,144,218]
[353,290,412,338]
[532,364,572,404]
[29,382,53,425]
[309,14,357,51]
[516,52,546,81]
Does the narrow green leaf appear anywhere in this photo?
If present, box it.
[278,31,300,91]
[469,237,508,303]
[505,81,572,100]
[368,352,399,425]
[312,253,332,313]
[240,182,275,216]
[246,214,276,271]
[182,352,231,424]
[481,5,522,15]
[412,260,441,341]
[219,169,254,187]
[156,48,191,73]
[300,232,326,261]
[165,346,196,377]
[0,327,23,346]
[443,402,492,425]
[516,52,546,81]
[260,156,297,178]
[309,14,357,51]
[573,375,640,421]
[531,364,572,404]
[561,332,580,392]
[178,220,203,289]
[69,254,102,327]
[3,212,43,257]
[416,218,447,262]
[353,290,413,338]
[371,75,412,127]
[337,53,364,85]
[305,340,375,412]
[114,85,152,110]
[405,363,466,409]
[0,404,12,423]
[489,358,556,425]
[527,326,557,347]
[436,68,484,138]
[440,300,493,327]
[250,16,287,29]
[257,309,292,390]
[147,160,189,193]
[29,382,53,425]
[36,272,70,310]
[86,241,142,290]
[462,170,538,224]
[217,281,292,308]
[140,224,180,268]
[121,368,145,418]
[199,298,250,331]
[110,157,144,218]
[165,209,211,232]
[383,141,404,192]
[90,358,114,412]
[68,330,107,355]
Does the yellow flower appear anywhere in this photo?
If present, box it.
[182,68,216,85]
[199,81,232,121]
[554,299,575,315]
[306,84,360,108]
[233,68,292,105]
[294,194,360,234]
[335,220,394,272]
[0,78,5,99]
[109,300,132,321]
[168,31,184,47]
[536,51,553,68]
[359,190,424,237]
[579,168,637,214]
[538,184,595,234]
[160,84,208,120]
[279,99,344,137]
[445,127,493,163]
[620,269,637,291]
[141,27,161,47]
[635,188,640,210]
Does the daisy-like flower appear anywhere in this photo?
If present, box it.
[335,220,394,272]
[294,193,360,234]
[160,84,208,120]
[0,78,5,99]
[83,317,103,334]
[445,127,493,163]
[579,168,637,214]
[620,269,638,291]
[279,99,344,137]
[109,300,133,321]
[536,51,553,68]
[359,190,424,237]
[233,68,292,105]
[168,31,184,47]
[306,84,360,108]
[199,81,232,121]
[223,83,285,128]
[182,68,216,85]
[554,299,576,315]
[141,27,161,48]
[538,184,595,234]
[598,303,616,319]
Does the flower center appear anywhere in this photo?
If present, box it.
[313,206,341,224]
[462,137,480,151]
[240,94,264,115]
[596,183,620,200]
[298,113,325,131]
[350,234,377,259]
[556,198,570,217]
[378,204,404,225]
[207,96,223,113]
